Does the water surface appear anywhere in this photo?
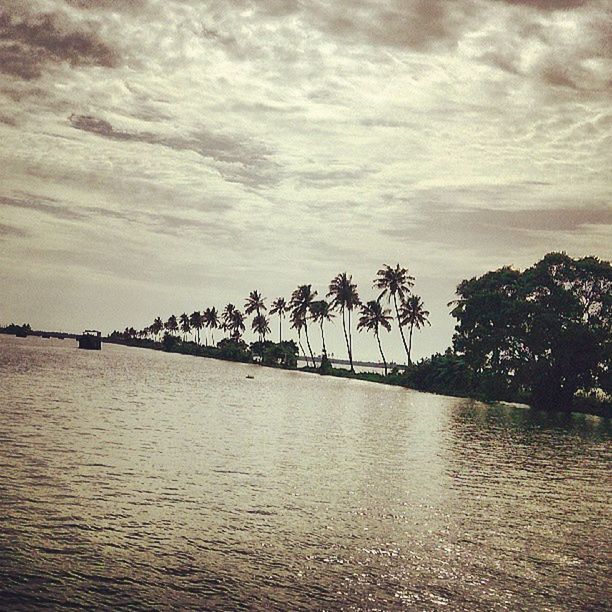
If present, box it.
[0,335,610,609]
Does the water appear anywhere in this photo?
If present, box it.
[0,335,610,610]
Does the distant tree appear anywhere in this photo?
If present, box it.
[179,313,191,341]
[399,295,430,364]
[151,317,164,341]
[374,263,415,363]
[327,272,360,372]
[252,312,271,343]
[221,304,236,337]
[451,252,612,410]
[357,300,393,375]
[245,290,266,316]
[229,309,245,340]
[165,315,178,336]
[290,284,317,367]
[270,297,289,342]
[309,299,335,357]
[189,311,204,344]
[204,307,219,346]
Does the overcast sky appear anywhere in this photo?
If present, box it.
[1,0,610,362]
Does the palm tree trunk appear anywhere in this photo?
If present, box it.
[279,315,282,343]
[320,320,327,356]
[408,323,414,365]
[297,330,308,367]
[304,322,316,367]
[341,308,352,370]
[375,329,387,376]
[393,294,410,363]
[348,308,355,372]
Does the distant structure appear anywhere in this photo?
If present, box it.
[78,330,102,350]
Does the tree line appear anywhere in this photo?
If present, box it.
[117,264,430,376]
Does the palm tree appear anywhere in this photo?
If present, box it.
[252,313,270,343]
[190,310,204,344]
[290,284,317,367]
[327,272,360,372]
[374,263,415,363]
[270,297,289,342]
[165,314,178,336]
[205,307,219,346]
[179,313,191,341]
[399,295,430,364]
[357,300,393,376]
[290,309,310,367]
[229,309,245,340]
[309,300,334,357]
[222,304,236,337]
[151,317,164,341]
[245,290,266,316]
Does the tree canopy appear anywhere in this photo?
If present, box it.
[451,252,611,410]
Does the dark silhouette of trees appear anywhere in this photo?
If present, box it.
[245,290,266,316]
[151,317,163,341]
[374,263,414,364]
[252,312,270,343]
[229,309,245,340]
[451,252,611,410]
[290,284,317,367]
[165,315,178,336]
[357,300,393,375]
[327,272,360,372]
[399,295,430,364]
[221,304,236,338]
[190,311,204,344]
[179,313,191,341]
[310,299,334,357]
[270,297,289,342]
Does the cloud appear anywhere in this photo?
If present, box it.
[498,0,591,10]
[68,114,278,188]
[0,5,120,80]
[0,222,29,237]
[0,193,85,220]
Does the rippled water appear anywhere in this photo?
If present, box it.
[0,335,610,610]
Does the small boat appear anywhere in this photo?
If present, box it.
[78,330,102,350]
[246,375,254,379]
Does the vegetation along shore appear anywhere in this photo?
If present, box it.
[4,252,610,418]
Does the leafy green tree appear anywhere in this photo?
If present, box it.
[190,311,204,344]
[451,252,611,410]
[164,315,178,336]
[357,300,393,375]
[399,295,430,364]
[374,263,414,363]
[179,313,191,341]
[327,272,360,372]
[290,284,317,367]
[309,299,334,357]
[270,297,289,342]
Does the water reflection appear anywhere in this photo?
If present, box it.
[0,335,609,610]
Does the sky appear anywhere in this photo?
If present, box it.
[0,0,610,363]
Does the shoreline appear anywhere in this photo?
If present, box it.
[100,336,610,419]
